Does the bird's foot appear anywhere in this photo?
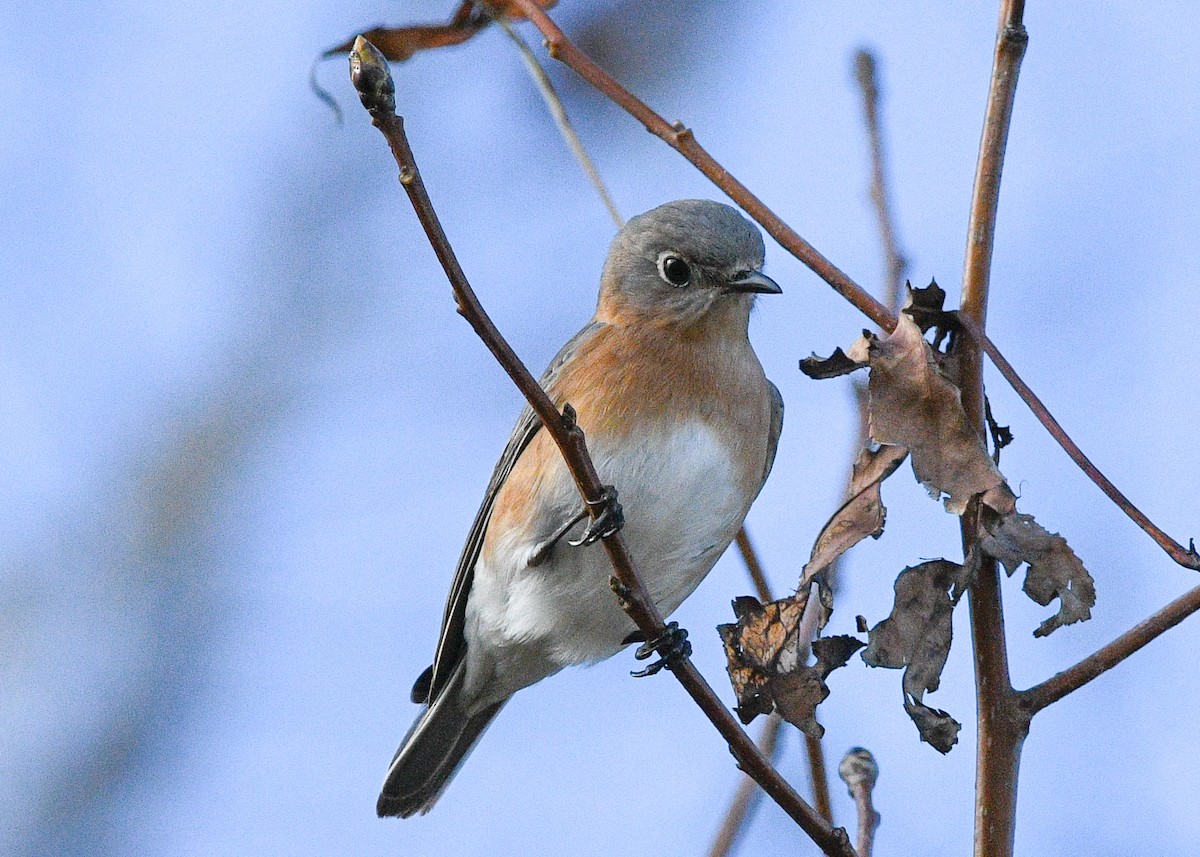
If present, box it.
[568,486,624,547]
[631,622,691,678]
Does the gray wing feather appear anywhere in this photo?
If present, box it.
[761,380,784,487]
[422,321,605,702]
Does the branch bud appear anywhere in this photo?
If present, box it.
[349,35,396,115]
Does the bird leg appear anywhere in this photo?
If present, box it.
[527,506,590,567]
[527,486,624,567]
[568,485,624,546]
[631,621,692,678]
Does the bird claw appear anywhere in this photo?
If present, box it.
[630,622,691,678]
[568,486,624,547]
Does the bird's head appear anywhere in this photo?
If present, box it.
[597,199,780,330]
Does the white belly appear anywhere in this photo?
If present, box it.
[464,420,750,706]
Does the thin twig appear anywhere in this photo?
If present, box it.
[838,748,880,857]
[706,713,785,857]
[957,5,1029,857]
[854,49,908,312]
[1021,583,1200,713]
[955,311,1200,571]
[506,0,895,331]
[500,33,829,835]
[494,15,624,230]
[349,37,854,857]
[502,1,1196,579]
[734,527,776,606]
[733,527,835,823]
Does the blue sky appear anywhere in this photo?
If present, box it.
[2,2,1198,855]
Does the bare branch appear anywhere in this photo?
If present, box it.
[853,49,908,312]
[955,312,1200,571]
[501,3,1196,585]
[838,748,880,857]
[706,714,784,857]
[348,37,854,857]
[1021,583,1200,713]
[957,4,1029,857]
[734,528,775,605]
[505,0,896,331]
[494,15,624,230]
[733,527,835,823]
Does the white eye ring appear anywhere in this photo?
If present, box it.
[656,252,691,287]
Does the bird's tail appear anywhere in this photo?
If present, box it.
[376,660,506,818]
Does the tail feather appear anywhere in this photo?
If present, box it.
[377,661,506,818]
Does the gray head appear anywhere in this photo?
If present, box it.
[598,199,780,327]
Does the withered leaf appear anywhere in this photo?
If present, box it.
[799,344,867,380]
[800,444,909,587]
[719,595,859,737]
[868,311,1016,515]
[978,512,1096,637]
[812,634,867,675]
[903,279,950,335]
[903,696,961,754]
[863,560,968,753]
[324,3,560,63]
[325,22,488,64]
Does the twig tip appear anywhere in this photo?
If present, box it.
[349,35,396,115]
[838,747,879,793]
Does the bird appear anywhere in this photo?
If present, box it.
[378,198,783,817]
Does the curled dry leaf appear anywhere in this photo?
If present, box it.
[801,444,909,586]
[718,595,863,737]
[868,311,1015,516]
[978,512,1096,637]
[325,2,560,63]
[863,560,969,753]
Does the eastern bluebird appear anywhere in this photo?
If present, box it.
[378,199,783,817]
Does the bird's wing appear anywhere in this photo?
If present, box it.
[418,320,606,704]
[761,380,784,487]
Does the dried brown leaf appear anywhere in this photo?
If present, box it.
[903,697,961,754]
[799,342,867,379]
[326,22,487,63]
[800,444,909,586]
[979,512,1096,637]
[718,595,861,736]
[863,560,967,752]
[324,1,562,64]
[868,312,1015,515]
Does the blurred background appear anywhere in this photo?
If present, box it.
[2,1,1197,855]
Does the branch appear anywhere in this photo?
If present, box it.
[494,15,624,230]
[503,2,1196,580]
[507,0,895,332]
[706,713,785,857]
[957,5,1029,857]
[348,37,854,857]
[955,312,1200,571]
[734,527,835,823]
[854,49,908,312]
[838,748,880,857]
[1021,582,1200,712]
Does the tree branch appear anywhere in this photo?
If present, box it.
[348,37,854,857]
[506,0,895,332]
[494,14,624,231]
[854,49,908,313]
[957,5,1029,857]
[1021,583,1200,713]
[838,748,880,857]
[734,527,835,824]
[706,713,785,857]
[502,0,1195,578]
[955,312,1200,571]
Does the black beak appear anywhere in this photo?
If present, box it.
[724,270,782,295]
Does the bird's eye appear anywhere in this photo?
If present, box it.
[658,254,691,287]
